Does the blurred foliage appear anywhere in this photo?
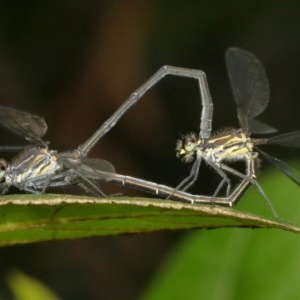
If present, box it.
[141,228,300,300]
[7,270,59,300]
[141,166,300,300]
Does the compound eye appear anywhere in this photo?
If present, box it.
[185,141,196,152]
[0,159,7,171]
[0,159,7,182]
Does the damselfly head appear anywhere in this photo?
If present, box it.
[176,132,200,163]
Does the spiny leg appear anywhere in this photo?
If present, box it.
[67,171,107,197]
[212,178,228,198]
[206,161,232,197]
[219,154,281,220]
[174,159,201,192]
[41,168,107,196]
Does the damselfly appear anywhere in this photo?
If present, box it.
[173,48,300,219]
[92,47,300,219]
[0,106,116,194]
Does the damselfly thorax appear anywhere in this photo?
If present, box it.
[0,105,116,195]
[1,147,61,188]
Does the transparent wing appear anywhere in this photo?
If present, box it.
[62,157,116,181]
[0,106,47,142]
[226,48,270,133]
[249,119,277,134]
[0,145,26,152]
[257,148,300,186]
[267,131,300,148]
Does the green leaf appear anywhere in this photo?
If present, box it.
[0,163,298,246]
[0,190,298,247]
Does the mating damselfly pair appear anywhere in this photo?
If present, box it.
[0,47,299,221]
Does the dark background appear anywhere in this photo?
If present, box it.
[0,1,300,299]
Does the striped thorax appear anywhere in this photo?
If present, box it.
[4,147,61,187]
[176,128,254,165]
